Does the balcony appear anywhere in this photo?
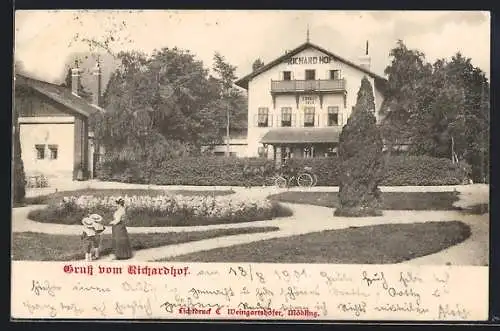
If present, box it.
[271,79,346,94]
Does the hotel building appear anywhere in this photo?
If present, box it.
[235,39,387,164]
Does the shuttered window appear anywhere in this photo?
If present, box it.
[257,107,269,127]
[281,107,292,127]
[328,106,339,126]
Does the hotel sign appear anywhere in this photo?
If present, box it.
[286,56,334,65]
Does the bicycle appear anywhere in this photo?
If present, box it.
[265,167,317,188]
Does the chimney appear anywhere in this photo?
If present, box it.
[358,40,371,71]
[92,60,102,107]
[71,60,81,96]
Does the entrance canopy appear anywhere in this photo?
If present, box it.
[260,127,342,144]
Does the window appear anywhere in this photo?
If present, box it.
[329,70,341,80]
[283,71,291,81]
[281,107,292,127]
[304,107,315,127]
[305,69,316,80]
[328,106,339,126]
[35,144,45,159]
[48,144,58,160]
[257,107,269,127]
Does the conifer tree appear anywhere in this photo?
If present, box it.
[334,76,384,217]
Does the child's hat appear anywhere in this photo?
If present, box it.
[93,222,105,231]
[82,217,94,227]
[89,214,103,223]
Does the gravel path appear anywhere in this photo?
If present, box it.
[14,183,488,265]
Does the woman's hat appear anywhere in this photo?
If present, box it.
[115,197,125,205]
[89,213,103,223]
[81,217,94,227]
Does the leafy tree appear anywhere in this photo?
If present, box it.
[211,52,248,140]
[335,77,384,217]
[380,40,433,152]
[252,58,265,71]
[13,100,26,204]
[381,41,490,182]
[94,48,229,164]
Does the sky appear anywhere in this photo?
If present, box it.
[14,10,490,88]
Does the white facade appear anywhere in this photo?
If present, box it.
[241,44,385,158]
[19,117,75,179]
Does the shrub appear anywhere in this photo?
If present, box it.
[98,156,276,186]
[97,155,468,187]
[380,155,469,186]
[28,193,293,227]
[335,76,384,217]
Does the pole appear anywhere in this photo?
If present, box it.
[451,136,455,163]
[226,107,230,157]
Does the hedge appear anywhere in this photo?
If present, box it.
[97,155,470,187]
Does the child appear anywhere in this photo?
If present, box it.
[81,217,98,262]
[89,214,105,259]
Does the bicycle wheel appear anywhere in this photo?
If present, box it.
[297,173,314,188]
[274,176,287,188]
[312,174,318,186]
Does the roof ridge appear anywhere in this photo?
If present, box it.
[235,41,386,90]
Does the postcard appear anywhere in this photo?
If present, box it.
[11,10,490,321]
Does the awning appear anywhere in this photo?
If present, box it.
[260,127,341,144]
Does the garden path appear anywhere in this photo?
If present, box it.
[13,184,488,265]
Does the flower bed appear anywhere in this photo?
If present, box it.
[27,194,293,227]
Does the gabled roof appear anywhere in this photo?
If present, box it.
[235,41,387,90]
[14,74,102,117]
[261,127,341,144]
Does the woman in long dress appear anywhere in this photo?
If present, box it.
[110,198,132,260]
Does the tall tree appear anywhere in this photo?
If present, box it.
[335,77,384,217]
[212,52,248,144]
[12,95,26,204]
[252,58,265,71]
[380,40,489,182]
[380,40,433,152]
[95,48,225,163]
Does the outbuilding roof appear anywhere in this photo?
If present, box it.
[15,74,102,117]
[235,41,387,90]
[260,127,342,144]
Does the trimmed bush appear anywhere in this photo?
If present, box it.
[97,155,469,187]
[380,155,469,186]
[98,156,276,186]
[335,76,384,217]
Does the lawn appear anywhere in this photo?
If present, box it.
[22,188,235,206]
[462,203,489,215]
[165,221,471,264]
[12,226,279,261]
[268,191,461,210]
